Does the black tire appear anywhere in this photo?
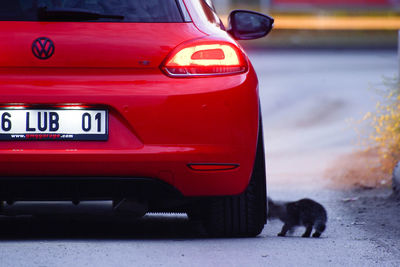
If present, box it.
[198,119,267,237]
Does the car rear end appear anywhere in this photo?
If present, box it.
[0,0,266,237]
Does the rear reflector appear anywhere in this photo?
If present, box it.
[188,164,239,171]
[162,40,248,77]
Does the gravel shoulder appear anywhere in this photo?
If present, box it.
[339,188,400,258]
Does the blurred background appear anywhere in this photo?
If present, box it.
[213,0,400,49]
[210,0,399,189]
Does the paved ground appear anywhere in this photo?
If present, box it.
[0,50,399,267]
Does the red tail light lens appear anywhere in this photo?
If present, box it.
[162,41,248,77]
[188,163,240,171]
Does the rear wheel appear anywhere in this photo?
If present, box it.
[192,120,267,237]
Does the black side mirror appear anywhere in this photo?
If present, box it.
[228,10,274,40]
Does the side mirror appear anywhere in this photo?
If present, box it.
[228,10,274,40]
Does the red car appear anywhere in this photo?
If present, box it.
[0,0,273,237]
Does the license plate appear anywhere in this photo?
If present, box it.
[0,109,108,141]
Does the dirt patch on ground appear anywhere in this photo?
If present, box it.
[340,188,400,256]
[326,148,392,190]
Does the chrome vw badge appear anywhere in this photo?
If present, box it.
[32,37,55,60]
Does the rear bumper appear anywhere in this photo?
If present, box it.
[0,67,260,197]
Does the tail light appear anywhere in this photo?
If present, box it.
[161,39,248,77]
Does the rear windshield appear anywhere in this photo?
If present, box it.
[1,0,185,22]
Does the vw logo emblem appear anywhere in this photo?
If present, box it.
[32,37,55,60]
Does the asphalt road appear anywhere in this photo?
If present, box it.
[0,50,399,267]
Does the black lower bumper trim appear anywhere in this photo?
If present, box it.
[0,177,182,201]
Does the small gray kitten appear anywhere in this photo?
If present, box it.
[267,197,327,238]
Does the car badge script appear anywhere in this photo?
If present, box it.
[32,37,55,60]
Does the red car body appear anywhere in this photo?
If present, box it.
[0,1,259,197]
[0,0,272,237]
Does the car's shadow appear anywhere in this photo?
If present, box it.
[0,202,208,240]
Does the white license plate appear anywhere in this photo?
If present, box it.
[0,109,108,141]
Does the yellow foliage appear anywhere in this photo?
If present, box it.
[363,79,400,173]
